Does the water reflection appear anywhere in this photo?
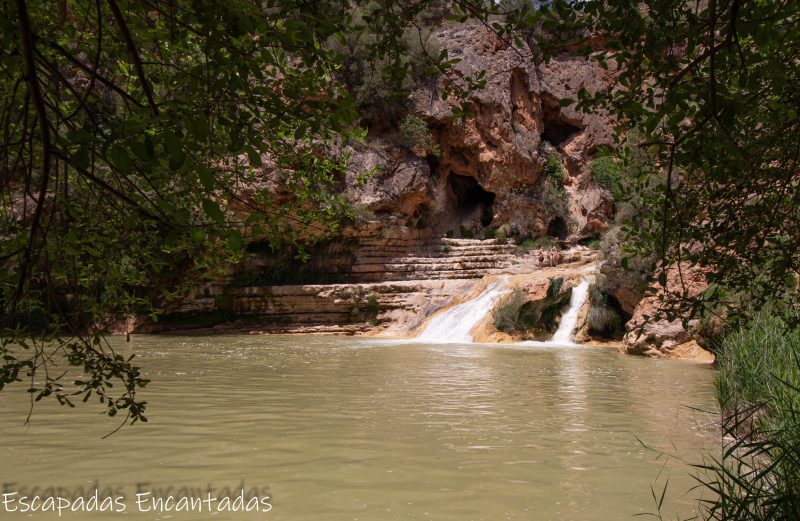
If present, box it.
[0,335,717,521]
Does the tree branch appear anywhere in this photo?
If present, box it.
[107,0,159,115]
[14,0,52,307]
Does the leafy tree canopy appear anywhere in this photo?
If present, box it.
[0,0,491,426]
[520,0,800,330]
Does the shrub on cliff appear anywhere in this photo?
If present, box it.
[597,225,654,299]
[590,156,624,200]
[544,151,566,191]
[401,115,441,156]
[533,151,569,223]
[539,277,571,331]
[493,278,571,338]
[331,22,442,130]
[493,289,535,333]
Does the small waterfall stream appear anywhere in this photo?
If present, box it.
[549,278,590,344]
[415,276,591,346]
[416,277,511,343]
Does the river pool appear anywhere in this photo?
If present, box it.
[0,335,718,520]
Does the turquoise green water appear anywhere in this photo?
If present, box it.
[0,335,718,520]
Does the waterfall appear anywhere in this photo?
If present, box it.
[550,278,590,344]
[416,277,511,343]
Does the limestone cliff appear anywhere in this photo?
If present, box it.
[343,25,615,244]
[130,25,711,360]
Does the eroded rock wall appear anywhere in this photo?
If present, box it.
[344,25,616,244]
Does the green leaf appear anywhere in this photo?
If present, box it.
[189,116,209,141]
[202,199,225,223]
[71,147,90,170]
[108,145,133,174]
[197,166,215,191]
[226,230,243,251]
[169,150,186,171]
[164,132,182,155]
[246,147,262,167]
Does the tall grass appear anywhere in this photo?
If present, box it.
[715,312,800,419]
[695,311,800,520]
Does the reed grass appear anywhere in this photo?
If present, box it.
[697,311,800,520]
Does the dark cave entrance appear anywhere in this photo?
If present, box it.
[590,292,631,340]
[542,118,582,147]
[547,217,568,240]
[448,173,496,227]
[541,94,583,148]
[425,154,440,179]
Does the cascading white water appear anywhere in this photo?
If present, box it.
[416,277,511,343]
[550,278,590,344]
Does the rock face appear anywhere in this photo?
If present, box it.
[344,24,616,243]
[138,277,478,337]
[133,238,599,337]
[129,26,709,359]
[135,234,535,335]
[236,229,523,283]
[622,264,714,361]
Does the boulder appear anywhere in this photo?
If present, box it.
[622,263,714,361]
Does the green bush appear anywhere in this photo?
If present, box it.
[347,287,382,325]
[515,236,552,253]
[493,279,572,337]
[546,276,564,299]
[544,151,566,190]
[540,278,571,331]
[597,225,654,297]
[329,23,440,128]
[7,298,49,332]
[400,115,441,156]
[493,289,535,333]
[590,156,624,200]
[542,181,567,212]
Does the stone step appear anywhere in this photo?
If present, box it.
[353,255,515,266]
[356,248,516,258]
[355,238,514,248]
[357,270,492,281]
[351,261,511,273]
[355,247,516,258]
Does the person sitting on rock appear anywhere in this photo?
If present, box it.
[550,246,560,266]
[537,248,545,268]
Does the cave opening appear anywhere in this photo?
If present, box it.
[540,93,583,147]
[590,292,630,340]
[425,154,440,180]
[542,118,582,147]
[448,173,496,227]
[547,217,568,240]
